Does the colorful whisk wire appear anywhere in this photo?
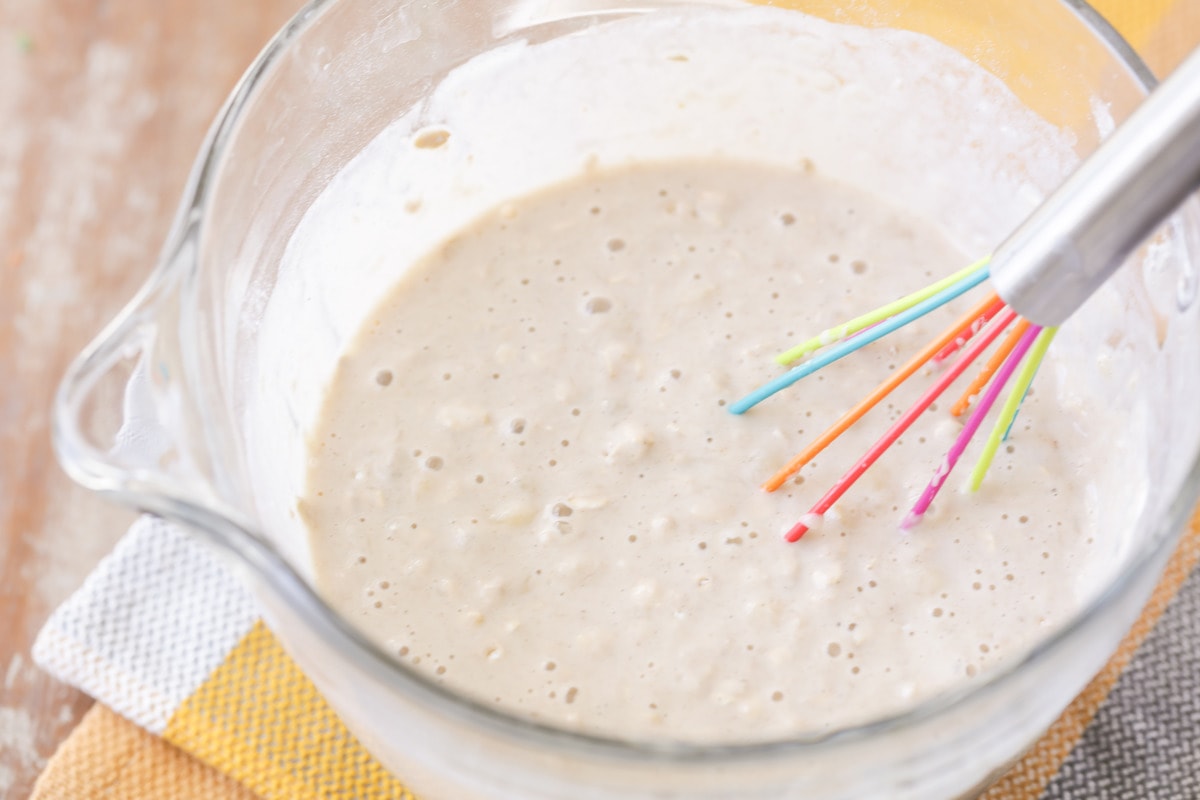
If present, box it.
[730,256,1057,541]
[728,260,991,414]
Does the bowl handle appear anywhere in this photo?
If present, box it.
[52,258,235,522]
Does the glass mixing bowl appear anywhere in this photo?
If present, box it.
[54,0,1200,797]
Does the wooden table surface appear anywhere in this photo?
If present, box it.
[0,1,1196,799]
[0,2,302,796]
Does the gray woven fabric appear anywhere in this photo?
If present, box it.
[1043,566,1200,799]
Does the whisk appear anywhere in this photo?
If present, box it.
[732,46,1200,542]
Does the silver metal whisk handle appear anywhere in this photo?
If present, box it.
[990,46,1200,328]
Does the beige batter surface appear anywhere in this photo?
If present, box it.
[302,161,1106,742]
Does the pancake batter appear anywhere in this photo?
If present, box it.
[300,160,1108,742]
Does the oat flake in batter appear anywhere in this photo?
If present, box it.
[301,160,1107,743]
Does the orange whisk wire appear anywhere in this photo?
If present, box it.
[931,300,1005,362]
[949,318,1032,417]
[762,293,1004,492]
